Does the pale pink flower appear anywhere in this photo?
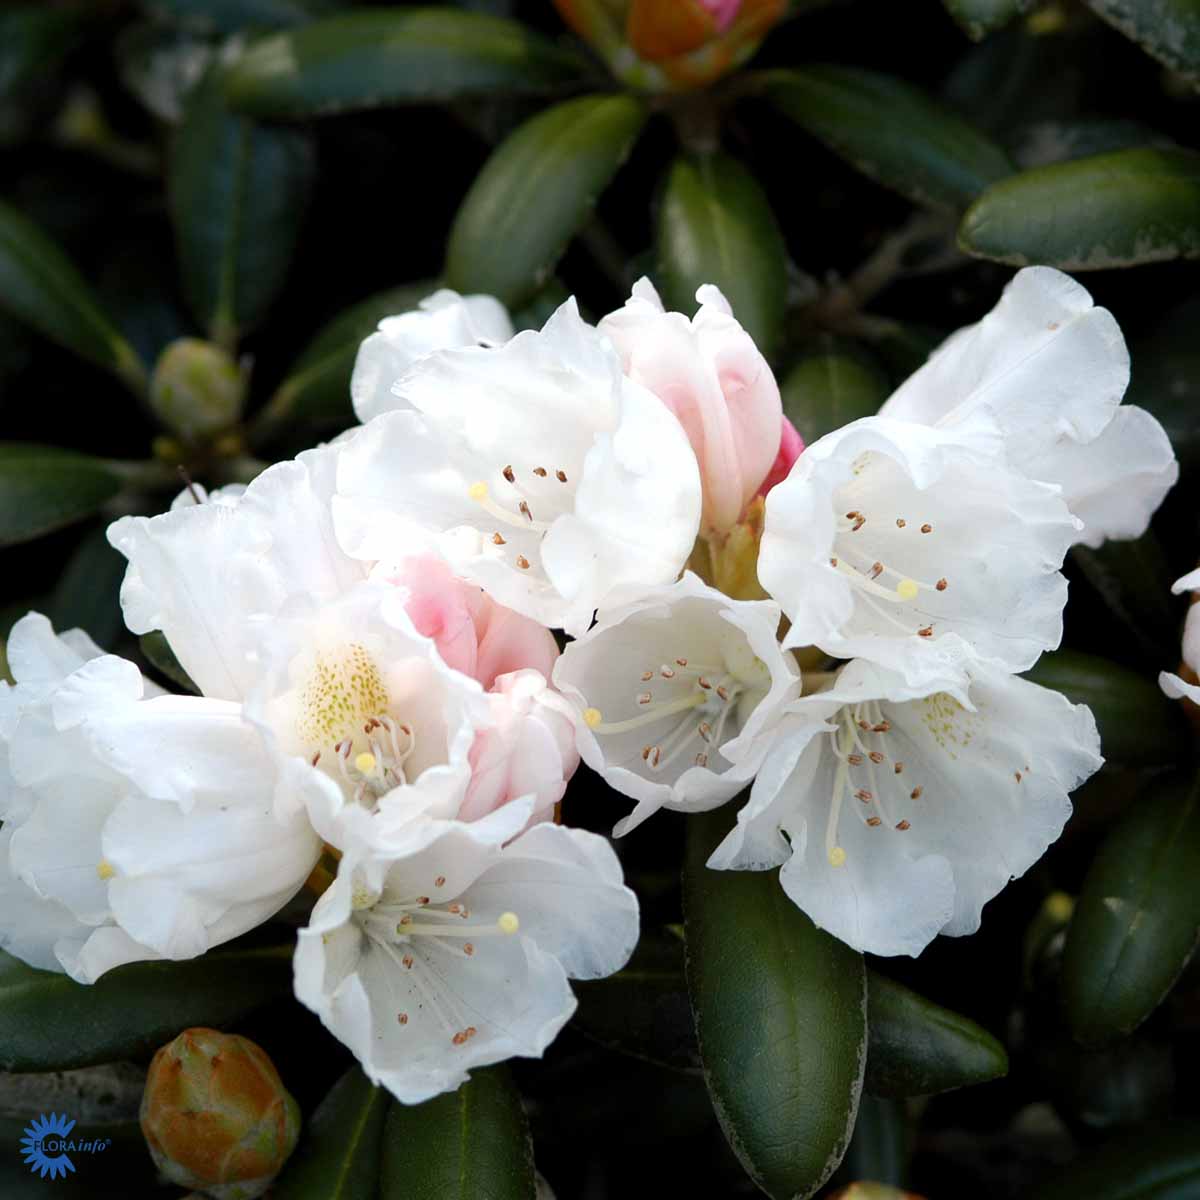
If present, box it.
[757,416,804,499]
[599,278,782,536]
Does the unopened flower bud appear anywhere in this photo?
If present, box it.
[150,338,245,440]
[140,1028,300,1200]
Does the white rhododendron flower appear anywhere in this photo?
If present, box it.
[294,801,639,1104]
[710,658,1102,957]
[553,573,800,835]
[758,415,1080,689]
[1159,567,1200,705]
[0,614,319,983]
[333,299,703,636]
[351,289,514,425]
[599,278,782,535]
[880,267,1177,549]
[243,580,491,854]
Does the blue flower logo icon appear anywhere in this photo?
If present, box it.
[21,1112,77,1179]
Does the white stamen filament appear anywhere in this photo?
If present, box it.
[468,481,551,533]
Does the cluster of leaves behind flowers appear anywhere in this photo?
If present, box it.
[1,0,1200,1197]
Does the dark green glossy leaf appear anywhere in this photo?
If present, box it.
[379,1067,535,1200]
[446,93,647,307]
[1070,530,1177,665]
[865,970,1008,1098]
[656,152,788,358]
[139,630,200,694]
[170,61,316,345]
[48,526,127,650]
[254,282,434,444]
[960,147,1200,268]
[226,9,587,118]
[274,1067,389,1200]
[762,66,1013,210]
[1030,1119,1200,1200]
[1085,0,1200,85]
[0,941,293,1071]
[1024,650,1188,768]
[780,338,890,444]
[1061,772,1200,1046]
[0,444,122,548]
[0,202,145,390]
[944,0,1032,39]
[147,0,339,33]
[684,807,866,1200]
[573,926,698,1071]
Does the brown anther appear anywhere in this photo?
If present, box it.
[896,820,911,831]
[716,685,730,701]
[858,719,872,731]
[894,762,904,774]
[920,523,932,534]
[918,626,933,638]
[398,1013,408,1024]
[650,747,661,768]
[399,914,412,926]
[311,752,321,766]
[518,499,533,521]
[910,786,923,800]
[676,657,688,667]
[698,722,712,741]
[638,692,652,705]
[830,557,839,568]
[533,466,547,477]
[516,555,531,570]
[870,561,884,579]
[465,1026,477,1039]
[695,753,708,767]
[699,677,712,690]
[417,896,430,906]
[866,816,882,827]
[1015,771,1023,783]
[400,724,412,737]
[556,469,568,483]
[641,745,652,761]
[869,751,884,764]
[848,754,863,766]
[853,517,866,531]
[936,578,948,591]
[492,532,506,545]
[641,670,654,682]
[452,1031,469,1046]
[660,667,675,679]
[435,876,446,887]
[845,511,861,520]
[502,465,515,483]
[855,789,873,802]
[873,721,891,733]
[464,943,474,956]
[402,955,413,969]
[896,518,907,528]
[448,904,461,914]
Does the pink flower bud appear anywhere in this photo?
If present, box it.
[600,280,783,536]
[699,0,742,32]
[756,415,805,498]
[140,1028,300,1200]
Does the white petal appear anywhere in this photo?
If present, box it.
[5,612,104,694]
[881,266,1129,459]
[57,925,163,985]
[1026,405,1178,549]
[0,827,88,973]
[1160,671,1200,705]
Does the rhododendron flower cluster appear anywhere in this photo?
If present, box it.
[0,266,1177,1102]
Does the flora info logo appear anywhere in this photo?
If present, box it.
[20,1113,112,1180]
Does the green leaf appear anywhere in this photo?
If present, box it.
[226,9,587,118]
[684,807,866,1200]
[445,93,647,307]
[656,153,788,358]
[140,630,201,694]
[0,444,123,548]
[943,0,1033,39]
[0,941,293,1071]
[1030,1119,1200,1200]
[1085,0,1200,85]
[254,282,435,444]
[147,0,340,33]
[762,66,1013,210]
[379,1066,536,1200]
[959,147,1200,268]
[48,525,127,650]
[1061,772,1200,1047]
[170,61,316,346]
[780,338,890,443]
[864,970,1008,1098]
[274,1067,389,1200]
[1023,650,1189,768]
[0,6,85,101]
[573,926,699,1071]
[0,201,145,390]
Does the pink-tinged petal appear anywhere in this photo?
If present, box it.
[469,601,559,691]
[700,0,741,31]
[757,416,805,498]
